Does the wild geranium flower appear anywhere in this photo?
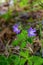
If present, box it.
[28,27,36,37]
[13,24,20,34]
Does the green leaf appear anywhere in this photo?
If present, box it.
[20,58,26,65]
[0,55,9,65]
[27,37,33,44]
[8,55,20,65]
[31,56,43,65]
[20,50,29,59]
[20,41,26,48]
[12,30,27,46]
[12,39,19,46]
[17,30,27,41]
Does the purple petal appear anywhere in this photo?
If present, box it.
[28,27,36,37]
[32,28,36,32]
[16,30,20,34]
[13,24,20,34]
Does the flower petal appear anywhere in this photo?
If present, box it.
[13,24,20,34]
[28,27,36,37]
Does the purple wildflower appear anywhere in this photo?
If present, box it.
[28,27,36,37]
[13,24,20,34]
